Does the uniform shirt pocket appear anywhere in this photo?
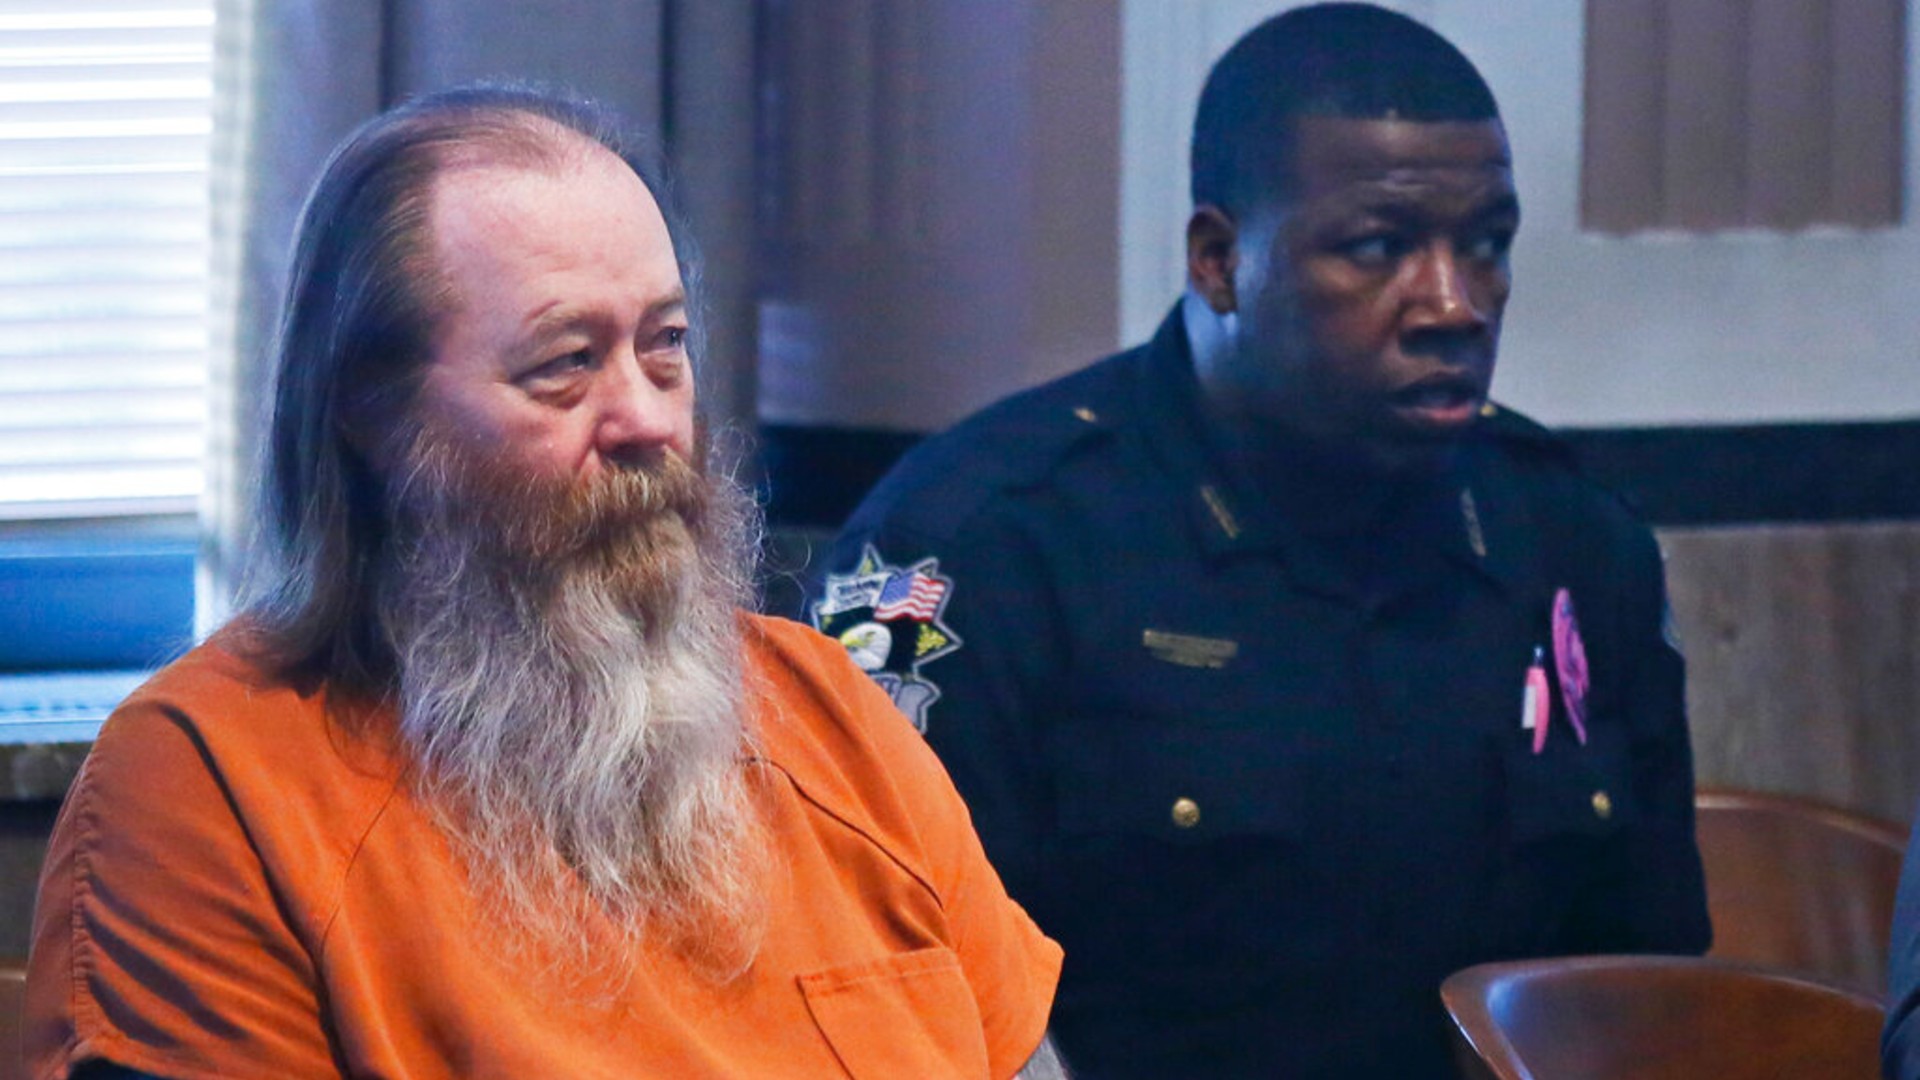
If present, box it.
[798,947,990,1079]
[1502,731,1637,849]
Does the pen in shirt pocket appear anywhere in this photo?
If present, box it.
[1522,645,1550,754]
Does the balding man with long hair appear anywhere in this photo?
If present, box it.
[27,86,1064,1079]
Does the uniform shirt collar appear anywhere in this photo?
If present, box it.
[1130,304,1260,554]
[1134,303,1536,602]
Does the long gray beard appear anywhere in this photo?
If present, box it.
[375,438,769,983]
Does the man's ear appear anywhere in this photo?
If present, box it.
[1187,205,1239,315]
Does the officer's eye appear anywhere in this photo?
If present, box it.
[1463,227,1515,262]
[1336,232,1407,267]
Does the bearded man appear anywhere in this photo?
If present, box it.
[26,87,1063,1079]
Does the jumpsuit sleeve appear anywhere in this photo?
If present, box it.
[25,699,336,1080]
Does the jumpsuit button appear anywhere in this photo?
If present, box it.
[1073,406,1099,423]
[1170,797,1201,829]
[1591,790,1613,820]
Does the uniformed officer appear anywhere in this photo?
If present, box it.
[808,5,1710,1077]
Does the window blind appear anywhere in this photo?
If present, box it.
[0,0,213,520]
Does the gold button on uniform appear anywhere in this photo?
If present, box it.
[1591,790,1613,820]
[1171,797,1201,829]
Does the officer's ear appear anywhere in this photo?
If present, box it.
[1187,205,1239,315]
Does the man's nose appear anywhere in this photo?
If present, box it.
[1405,242,1489,332]
[593,352,687,463]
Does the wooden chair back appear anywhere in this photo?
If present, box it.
[1695,788,1906,997]
[1441,954,1883,1080]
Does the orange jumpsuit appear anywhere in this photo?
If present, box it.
[27,615,1060,1079]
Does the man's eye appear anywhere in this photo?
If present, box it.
[1464,228,1515,261]
[520,349,592,385]
[1337,234,1404,266]
[655,326,688,351]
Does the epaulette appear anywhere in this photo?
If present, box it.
[963,374,1120,490]
[1477,401,1647,518]
[1476,401,1576,463]
[845,352,1131,543]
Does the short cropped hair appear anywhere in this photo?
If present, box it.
[1190,2,1500,218]
[245,84,692,696]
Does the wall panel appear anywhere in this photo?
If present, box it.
[1665,522,1920,826]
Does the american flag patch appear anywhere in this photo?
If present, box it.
[874,569,947,620]
[811,544,964,732]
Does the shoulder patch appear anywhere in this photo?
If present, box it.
[809,544,962,733]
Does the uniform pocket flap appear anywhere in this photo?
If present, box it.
[798,947,990,1079]
[1054,721,1306,841]
[1504,739,1635,848]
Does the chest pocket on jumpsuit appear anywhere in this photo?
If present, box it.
[798,947,991,1079]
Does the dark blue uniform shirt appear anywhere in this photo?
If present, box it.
[809,309,1710,1079]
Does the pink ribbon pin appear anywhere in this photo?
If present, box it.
[1551,587,1590,746]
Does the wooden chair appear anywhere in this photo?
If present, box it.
[1441,954,1884,1080]
[1695,788,1906,997]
